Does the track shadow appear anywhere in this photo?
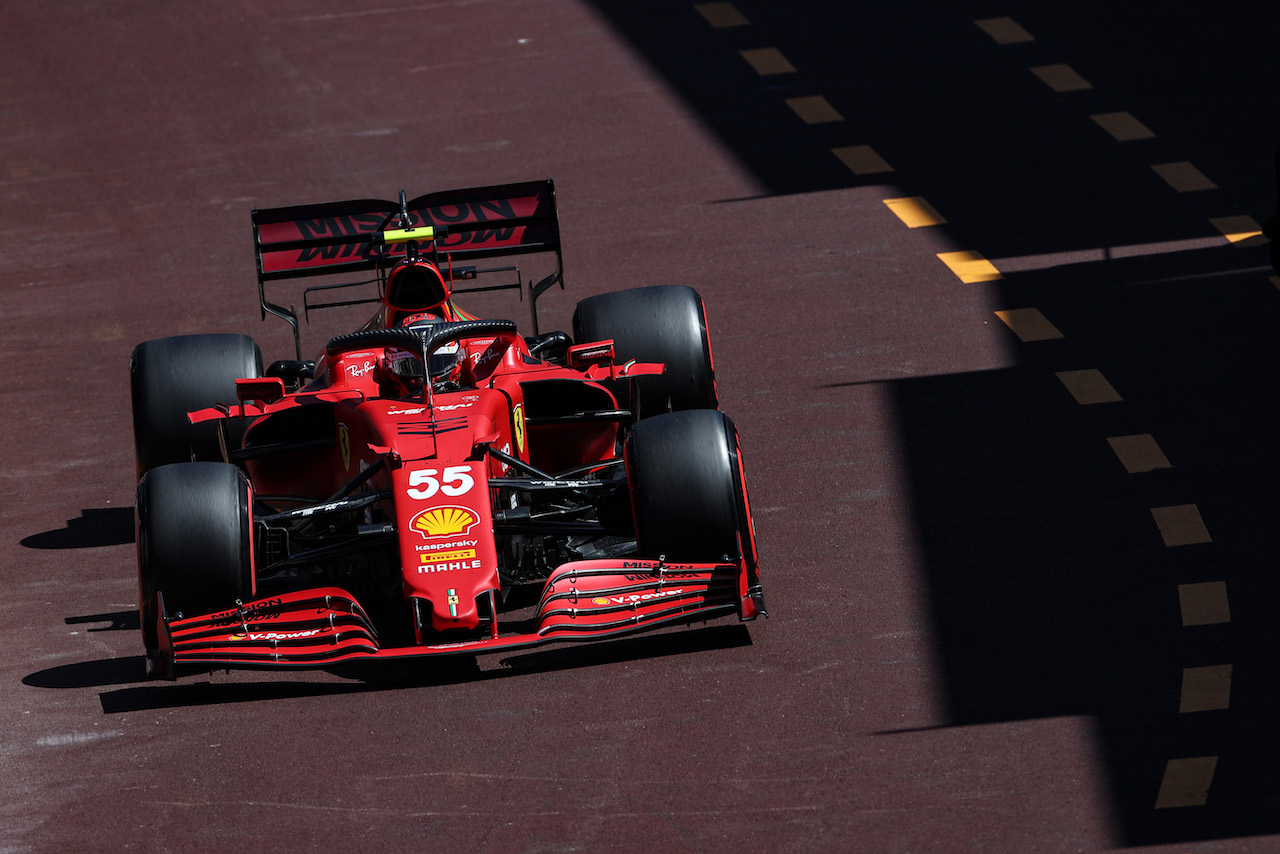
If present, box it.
[94,656,488,714]
[582,0,1280,845]
[581,0,1279,254]
[21,623,751,713]
[20,507,134,549]
[886,243,1280,843]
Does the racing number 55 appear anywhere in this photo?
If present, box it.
[406,466,475,499]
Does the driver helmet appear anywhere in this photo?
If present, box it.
[387,313,465,386]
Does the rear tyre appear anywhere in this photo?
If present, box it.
[130,334,263,475]
[136,462,256,653]
[625,410,756,563]
[572,285,717,418]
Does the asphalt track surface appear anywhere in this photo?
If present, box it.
[3,2,1278,852]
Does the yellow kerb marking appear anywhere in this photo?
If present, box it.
[1178,582,1230,626]
[1055,369,1121,404]
[1030,64,1092,91]
[1155,757,1218,808]
[740,48,795,75]
[1091,112,1155,141]
[937,251,1002,283]
[883,197,947,228]
[786,95,843,124]
[974,17,1034,44]
[1106,434,1171,473]
[694,3,748,28]
[1210,215,1265,246]
[1152,162,1216,192]
[1180,665,1231,713]
[833,145,893,175]
[1151,504,1211,547]
[994,308,1063,341]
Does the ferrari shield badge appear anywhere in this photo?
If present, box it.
[338,423,351,471]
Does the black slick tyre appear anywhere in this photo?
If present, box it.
[625,410,756,563]
[130,334,263,475]
[572,285,717,418]
[136,462,256,654]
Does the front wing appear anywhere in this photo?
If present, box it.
[153,559,765,678]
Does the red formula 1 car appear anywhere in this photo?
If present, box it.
[130,179,764,679]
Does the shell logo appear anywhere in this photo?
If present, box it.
[412,505,479,539]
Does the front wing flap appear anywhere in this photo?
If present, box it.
[156,559,762,677]
[162,587,380,668]
[532,559,742,636]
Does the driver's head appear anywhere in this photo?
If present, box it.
[385,259,449,313]
[398,311,444,328]
[385,313,466,389]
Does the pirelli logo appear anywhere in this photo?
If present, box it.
[420,549,477,563]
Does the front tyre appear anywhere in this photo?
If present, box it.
[136,462,256,656]
[625,410,756,564]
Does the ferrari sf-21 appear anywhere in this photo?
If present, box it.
[130,179,764,678]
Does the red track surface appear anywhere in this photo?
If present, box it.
[4,2,1277,851]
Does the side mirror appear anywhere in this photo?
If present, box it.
[235,377,286,405]
[566,340,615,370]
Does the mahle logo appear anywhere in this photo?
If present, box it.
[411,506,479,539]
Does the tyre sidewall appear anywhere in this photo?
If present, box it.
[137,462,255,648]
[625,410,749,562]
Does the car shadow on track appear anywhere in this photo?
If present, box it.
[22,624,752,714]
[66,610,139,632]
[23,655,148,689]
[20,507,134,549]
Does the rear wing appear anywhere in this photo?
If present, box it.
[251,179,562,355]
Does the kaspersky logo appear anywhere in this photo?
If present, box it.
[411,506,479,539]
